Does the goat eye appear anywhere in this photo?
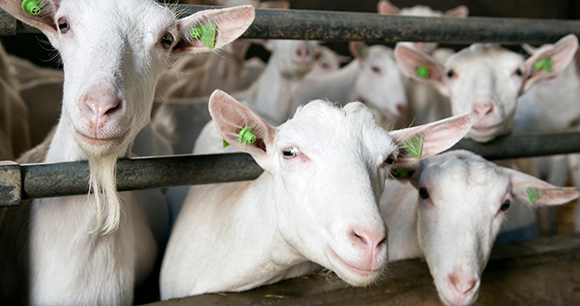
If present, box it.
[419,187,429,199]
[160,33,174,49]
[514,68,523,77]
[58,17,70,34]
[500,199,511,211]
[385,156,395,165]
[446,69,455,79]
[372,66,381,73]
[282,148,297,159]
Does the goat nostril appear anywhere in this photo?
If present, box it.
[449,274,479,295]
[105,101,122,115]
[352,231,367,245]
[396,104,407,115]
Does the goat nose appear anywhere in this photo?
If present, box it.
[80,89,123,121]
[296,46,309,59]
[85,99,122,118]
[350,228,386,251]
[396,104,407,115]
[472,103,493,117]
[449,273,479,295]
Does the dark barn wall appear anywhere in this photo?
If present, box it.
[287,0,578,19]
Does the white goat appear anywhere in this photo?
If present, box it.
[307,45,349,77]
[0,1,254,305]
[237,39,319,124]
[290,41,408,122]
[378,1,467,127]
[382,150,579,306]
[377,0,468,54]
[514,35,580,230]
[160,89,474,299]
[395,34,578,142]
[157,0,289,100]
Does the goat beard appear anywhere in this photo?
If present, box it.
[87,153,123,235]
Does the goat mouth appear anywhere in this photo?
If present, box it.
[75,129,129,146]
[328,247,381,277]
[471,123,501,133]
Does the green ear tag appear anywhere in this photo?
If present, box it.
[415,66,430,78]
[401,135,424,159]
[359,48,365,56]
[238,126,256,145]
[526,187,543,204]
[190,23,217,49]
[223,139,230,148]
[22,0,41,15]
[534,57,553,73]
[393,168,409,178]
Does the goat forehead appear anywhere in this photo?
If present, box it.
[61,0,174,35]
[281,101,395,157]
[366,47,395,65]
[448,44,523,68]
[422,154,510,208]
[400,5,441,16]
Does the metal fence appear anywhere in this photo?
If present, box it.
[2,5,580,44]
[1,5,580,207]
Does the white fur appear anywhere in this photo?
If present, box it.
[291,44,407,121]
[381,150,579,306]
[160,90,474,299]
[237,39,319,124]
[395,38,576,142]
[0,1,254,304]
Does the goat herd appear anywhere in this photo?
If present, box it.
[0,0,578,305]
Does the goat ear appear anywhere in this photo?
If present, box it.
[389,113,474,168]
[349,41,368,59]
[522,43,537,55]
[443,5,469,18]
[394,44,450,96]
[0,0,60,42]
[208,90,276,168]
[377,0,400,15]
[173,5,255,54]
[503,167,580,205]
[522,34,579,93]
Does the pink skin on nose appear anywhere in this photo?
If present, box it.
[445,272,480,306]
[396,104,407,116]
[472,103,493,117]
[348,227,387,270]
[295,45,310,66]
[79,88,123,139]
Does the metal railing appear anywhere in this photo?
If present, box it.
[1,5,580,207]
[1,131,579,207]
[1,5,580,44]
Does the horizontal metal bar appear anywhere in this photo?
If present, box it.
[20,153,262,200]
[2,5,580,44]
[450,131,580,160]
[1,131,579,207]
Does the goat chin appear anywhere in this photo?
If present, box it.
[88,153,123,235]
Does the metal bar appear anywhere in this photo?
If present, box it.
[2,5,580,44]
[1,131,580,207]
[449,131,580,160]
[20,153,262,200]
